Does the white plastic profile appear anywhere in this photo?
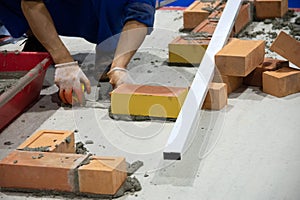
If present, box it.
[163,0,243,160]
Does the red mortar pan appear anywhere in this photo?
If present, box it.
[0,51,53,131]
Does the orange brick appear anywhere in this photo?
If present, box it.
[18,130,75,153]
[202,83,227,110]
[78,156,127,195]
[255,0,288,19]
[213,74,243,94]
[183,1,220,29]
[0,150,88,192]
[168,36,209,65]
[263,67,300,97]
[192,19,218,35]
[270,31,300,68]
[215,39,265,77]
[244,57,289,87]
[207,3,226,19]
[233,3,251,35]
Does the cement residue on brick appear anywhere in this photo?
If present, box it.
[20,146,51,152]
[65,136,72,144]
[75,141,89,154]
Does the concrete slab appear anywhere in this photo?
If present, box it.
[1,9,300,200]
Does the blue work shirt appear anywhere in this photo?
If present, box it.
[0,0,155,45]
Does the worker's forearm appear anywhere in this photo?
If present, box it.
[21,0,73,64]
[111,20,148,69]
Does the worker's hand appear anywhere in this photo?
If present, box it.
[107,67,133,88]
[54,61,91,105]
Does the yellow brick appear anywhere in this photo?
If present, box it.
[111,84,188,118]
[168,36,208,65]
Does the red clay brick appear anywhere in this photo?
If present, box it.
[202,83,227,110]
[0,150,87,192]
[183,1,220,29]
[244,57,289,87]
[192,19,218,35]
[255,0,288,19]
[78,156,127,195]
[215,39,265,77]
[17,130,75,153]
[263,67,300,97]
[233,3,251,35]
[270,31,300,68]
[213,74,243,94]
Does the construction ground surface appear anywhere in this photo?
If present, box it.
[1,8,300,200]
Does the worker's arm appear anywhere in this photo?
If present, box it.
[21,0,91,105]
[21,0,72,64]
[108,20,148,88]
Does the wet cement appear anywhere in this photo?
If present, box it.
[0,71,26,95]
[108,106,176,122]
[239,9,300,41]
[127,160,144,176]
[112,177,142,198]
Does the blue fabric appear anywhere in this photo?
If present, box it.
[0,0,155,44]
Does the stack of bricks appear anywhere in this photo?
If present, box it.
[168,0,299,110]
[262,31,300,97]
[168,1,251,65]
[0,130,127,196]
[218,31,300,98]
[215,38,265,95]
[167,1,253,111]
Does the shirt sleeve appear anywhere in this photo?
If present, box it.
[123,0,156,31]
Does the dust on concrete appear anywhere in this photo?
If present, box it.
[3,141,13,145]
[85,140,94,145]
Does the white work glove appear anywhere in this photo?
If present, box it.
[107,67,134,88]
[54,61,91,105]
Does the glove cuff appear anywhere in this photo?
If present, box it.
[107,67,128,75]
[55,61,78,68]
